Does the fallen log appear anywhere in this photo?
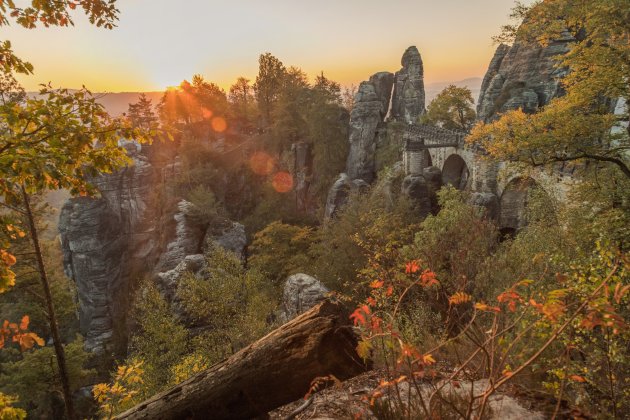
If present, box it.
[115,300,368,420]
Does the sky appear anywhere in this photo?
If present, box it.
[5,0,529,92]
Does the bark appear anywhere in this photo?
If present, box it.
[115,300,368,420]
[21,186,76,419]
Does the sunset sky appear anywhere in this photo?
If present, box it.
[6,0,530,92]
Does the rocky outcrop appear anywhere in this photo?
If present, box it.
[346,81,386,183]
[154,200,206,274]
[59,146,159,354]
[477,32,574,122]
[204,221,247,260]
[401,174,432,218]
[324,173,369,220]
[391,46,425,123]
[279,274,329,323]
[369,72,394,118]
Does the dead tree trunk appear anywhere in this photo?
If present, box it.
[115,300,368,420]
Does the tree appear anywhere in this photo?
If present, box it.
[422,85,476,131]
[468,0,630,178]
[248,222,315,287]
[127,94,158,131]
[253,53,286,127]
[228,77,255,133]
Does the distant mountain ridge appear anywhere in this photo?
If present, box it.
[425,77,482,104]
[26,78,481,117]
[26,91,164,116]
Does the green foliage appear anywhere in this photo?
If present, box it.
[310,188,421,295]
[127,93,158,131]
[422,85,476,131]
[0,337,94,418]
[405,187,498,309]
[184,185,223,227]
[129,280,189,395]
[254,53,287,126]
[248,221,315,287]
[176,246,276,358]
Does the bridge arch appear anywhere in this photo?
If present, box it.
[498,176,554,237]
[442,154,470,190]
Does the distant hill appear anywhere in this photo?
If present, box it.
[27,91,164,116]
[425,77,482,104]
[26,78,482,117]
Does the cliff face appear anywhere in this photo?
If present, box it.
[477,32,574,122]
[325,46,426,218]
[391,46,425,123]
[59,144,160,354]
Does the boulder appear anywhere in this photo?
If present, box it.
[279,274,329,323]
[204,221,247,260]
[401,174,432,218]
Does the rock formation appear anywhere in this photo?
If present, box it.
[59,145,159,354]
[59,143,247,355]
[477,32,574,122]
[391,46,425,123]
[345,81,386,183]
[279,273,329,323]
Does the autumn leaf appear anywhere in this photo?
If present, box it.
[449,292,472,305]
[369,280,384,289]
[474,302,501,313]
[569,375,587,383]
[405,260,420,274]
[356,339,372,361]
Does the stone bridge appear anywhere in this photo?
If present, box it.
[400,123,574,234]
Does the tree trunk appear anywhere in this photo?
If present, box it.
[21,186,76,420]
[115,300,368,420]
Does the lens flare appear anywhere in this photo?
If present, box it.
[272,171,293,193]
[211,116,227,132]
[249,152,276,176]
[202,108,213,119]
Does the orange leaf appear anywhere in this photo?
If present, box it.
[19,315,30,331]
[569,375,586,383]
[369,280,384,289]
[449,292,472,305]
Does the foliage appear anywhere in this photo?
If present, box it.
[469,0,630,178]
[169,353,208,385]
[176,246,276,357]
[248,221,315,288]
[127,93,158,131]
[0,337,94,418]
[351,243,628,419]
[254,53,287,126]
[310,188,421,296]
[128,280,189,395]
[422,85,476,131]
[0,393,26,420]
[184,184,224,227]
[93,359,144,419]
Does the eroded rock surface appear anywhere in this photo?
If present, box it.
[279,273,329,323]
[346,81,386,183]
[477,32,574,122]
[391,46,425,123]
[59,147,159,354]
